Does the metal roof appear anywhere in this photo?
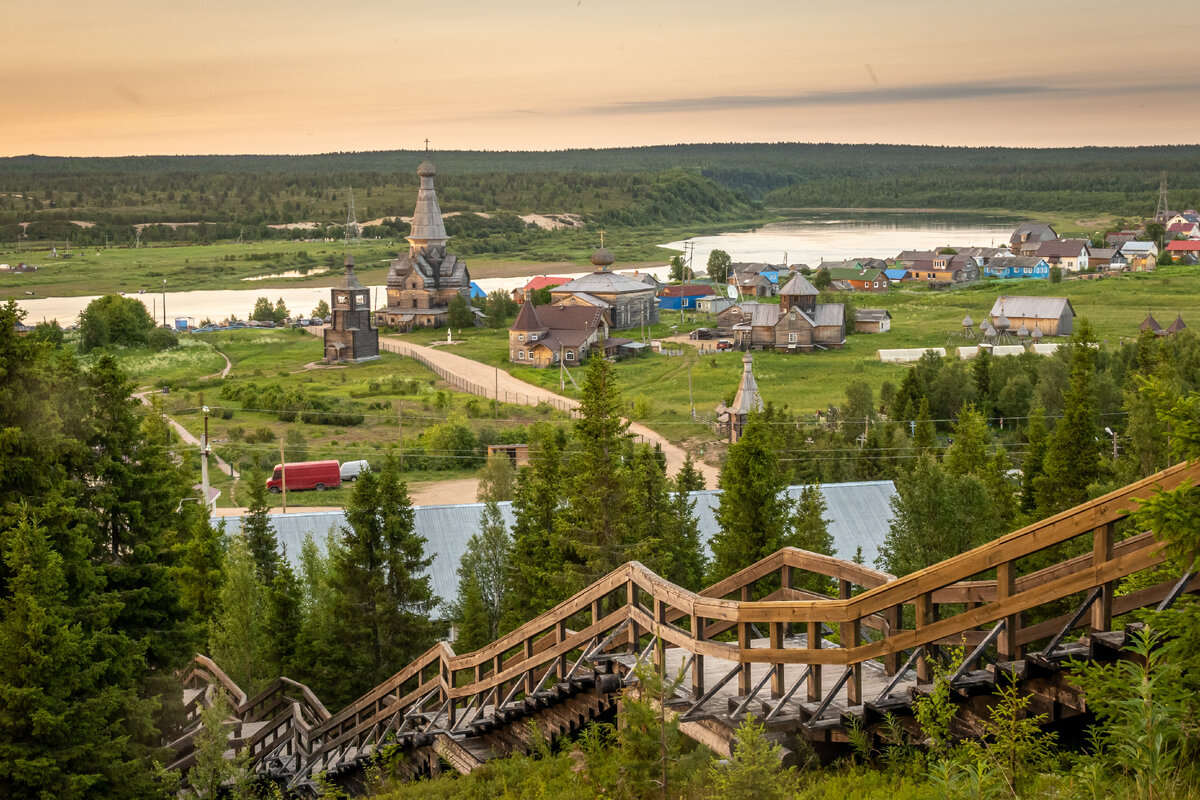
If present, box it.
[212,480,896,611]
[555,271,656,296]
[988,295,1074,320]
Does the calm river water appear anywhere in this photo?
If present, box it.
[16,212,1016,324]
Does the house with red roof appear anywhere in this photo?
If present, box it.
[1165,240,1200,263]
[1167,221,1200,239]
[511,276,572,303]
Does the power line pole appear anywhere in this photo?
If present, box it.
[201,405,211,507]
[397,401,404,470]
[1155,172,1169,221]
[161,279,167,327]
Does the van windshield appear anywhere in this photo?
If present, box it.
[272,469,281,481]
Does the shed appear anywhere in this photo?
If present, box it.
[854,308,892,334]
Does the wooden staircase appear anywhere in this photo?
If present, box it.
[171,460,1200,793]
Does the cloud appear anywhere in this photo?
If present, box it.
[581,80,1060,115]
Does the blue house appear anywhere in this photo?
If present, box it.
[658,284,713,310]
[985,257,1050,279]
[884,268,909,282]
[469,281,487,299]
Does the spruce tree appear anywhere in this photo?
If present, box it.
[177,514,224,628]
[1021,407,1049,513]
[1035,320,1105,514]
[943,403,991,478]
[788,485,835,595]
[504,432,566,628]
[330,455,436,705]
[240,470,280,584]
[709,414,792,584]
[913,395,937,451]
[556,353,632,591]
[664,458,707,591]
[0,507,149,800]
[625,444,674,574]
[208,537,270,696]
[264,558,302,678]
[451,499,511,650]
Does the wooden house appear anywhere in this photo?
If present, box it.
[819,262,890,291]
[1036,239,1091,272]
[984,256,1050,279]
[508,301,609,367]
[512,276,571,303]
[549,248,659,329]
[658,284,712,310]
[1009,222,1058,256]
[1165,240,1200,262]
[988,295,1075,337]
[854,309,892,333]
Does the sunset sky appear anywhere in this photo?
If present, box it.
[3,0,1198,157]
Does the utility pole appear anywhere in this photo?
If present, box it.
[201,405,211,507]
[162,279,167,327]
[279,439,288,513]
[494,366,499,418]
[688,363,694,418]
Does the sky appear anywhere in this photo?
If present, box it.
[3,0,1198,157]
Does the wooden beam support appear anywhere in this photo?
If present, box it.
[806,620,822,702]
[997,560,1019,660]
[882,604,902,675]
[916,592,934,684]
[523,637,535,695]
[692,612,706,699]
[770,622,785,698]
[738,621,752,695]
[1092,522,1115,633]
[654,599,666,667]
[841,617,862,705]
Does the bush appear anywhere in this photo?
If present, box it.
[79,294,155,353]
[146,326,179,352]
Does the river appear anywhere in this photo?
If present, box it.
[15,211,1016,324]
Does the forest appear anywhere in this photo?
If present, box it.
[3,143,1200,250]
[5,285,1200,798]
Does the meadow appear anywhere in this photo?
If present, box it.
[112,328,570,507]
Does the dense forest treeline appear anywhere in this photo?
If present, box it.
[3,143,1200,247]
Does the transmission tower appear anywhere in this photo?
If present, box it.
[345,188,361,244]
[1155,172,1170,221]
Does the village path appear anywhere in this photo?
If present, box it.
[376,334,720,489]
[133,391,240,480]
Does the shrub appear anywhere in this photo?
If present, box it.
[146,326,179,352]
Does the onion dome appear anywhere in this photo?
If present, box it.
[995,310,1010,331]
[1017,323,1029,338]
[1031,327,1043,340]
[984,323,997,338]
[979,319,988,331]
[962,314,973,328]
[417,159,436,178]
[590,246,616,270]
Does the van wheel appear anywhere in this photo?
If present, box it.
[269,487,281,494]
[314,483,325,492]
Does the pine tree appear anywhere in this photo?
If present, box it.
[664,458,707,591]
[290,533,342,702]
[625,444,675,574]
[504,433,566,628]
[0,507,149,800]
[709,414,792,584]
[556,354,632,591]
[186,688,250,799]
[708,716,798,800]
[208,536,270,696]
[788,484,835,595]
[240,470,280,584]
[330,455,437,705]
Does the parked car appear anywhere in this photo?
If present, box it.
[340,460,370,482]
[265,460,342,493]
[716,339,734,351]
[689,328,715,340]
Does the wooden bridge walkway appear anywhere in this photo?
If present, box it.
[170,460,1200,793]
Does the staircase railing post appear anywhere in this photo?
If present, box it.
[653,599,666,668]
[806,620,822,702]
[523,637,535,695]
[626,581,639,653]
[916,592,935,684]
[738,619,752,695]
[883,604,902,675]
[997,560,1020,660]
[770,621,785,698]
[1092,522,1115,633]
[840,616,862,706]
[557,619,568,680]
[691,611,706,699]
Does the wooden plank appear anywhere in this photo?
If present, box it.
[1092,522,1114,633]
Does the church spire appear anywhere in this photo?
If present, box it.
[407,154,448,251]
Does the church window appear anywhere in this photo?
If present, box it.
[788,332,798,343]
[518,333,525,342]
[530,333,537,341]
[517,350,525,360]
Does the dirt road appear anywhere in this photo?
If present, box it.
[378,334,719,488]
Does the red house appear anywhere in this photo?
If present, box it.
[1165,241,1200,262]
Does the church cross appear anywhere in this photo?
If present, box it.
[424,138,430,152]
[599,229,606,248]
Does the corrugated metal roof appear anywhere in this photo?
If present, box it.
[988,295,1073,320]
[213,481,895,609]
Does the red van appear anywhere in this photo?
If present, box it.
[266,460,342,493]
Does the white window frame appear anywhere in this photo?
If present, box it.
[518,333,525,342]
[788,332,798,343]
[529,333,537,341]
[565,350,575,361]
[517,350,525,360]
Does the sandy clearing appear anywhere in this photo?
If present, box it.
[71,220,96,228]
[520,213,585,230]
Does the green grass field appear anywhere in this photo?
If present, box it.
[111,328,571,507]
